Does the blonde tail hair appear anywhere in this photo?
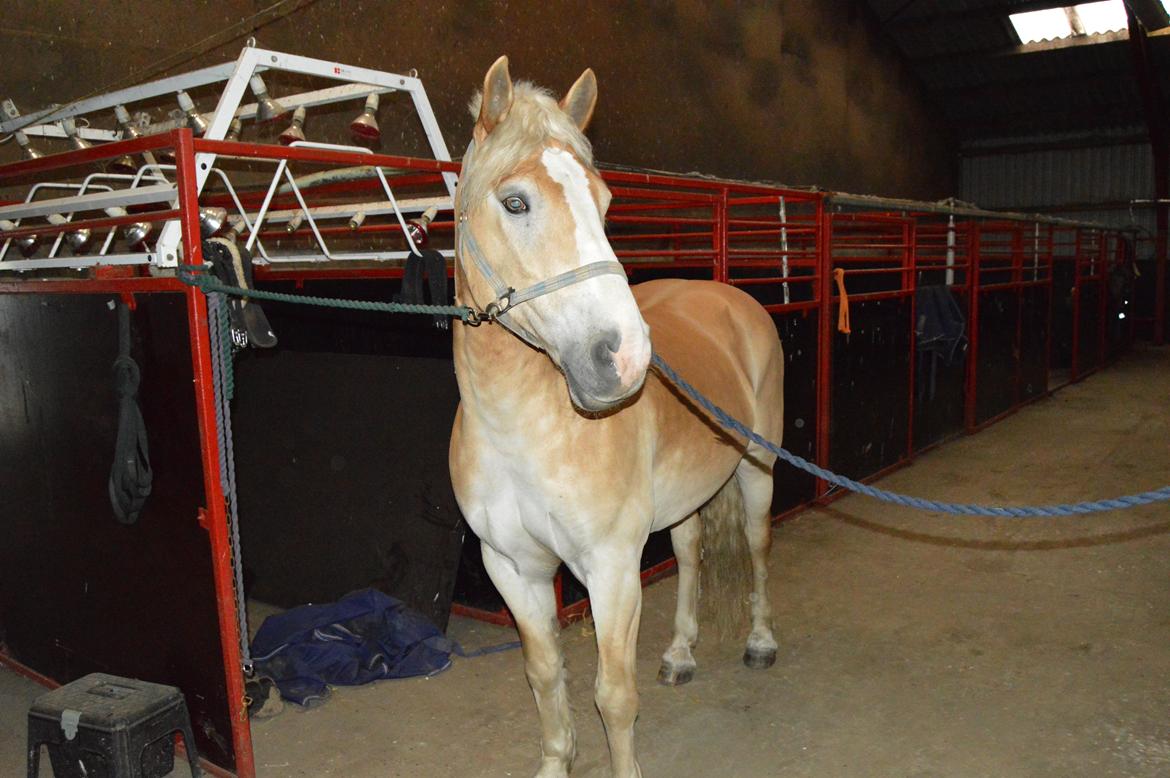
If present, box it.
[698,476,753,640]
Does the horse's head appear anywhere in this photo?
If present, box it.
[456,56,651,413]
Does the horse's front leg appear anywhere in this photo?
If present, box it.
[481,542,576,778]
[584,549,645,778]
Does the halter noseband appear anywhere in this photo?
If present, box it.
[456,139,627,348]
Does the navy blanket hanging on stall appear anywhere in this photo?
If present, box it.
[915,284,967,402]
[251,588,457,705]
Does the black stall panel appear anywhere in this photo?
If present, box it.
[829,297,911,480]
[627,267,713,285]
[0,294,235,771]
[1105,265,1132,361]
[913,290,968,451]
[1019,285,1049,401]
[1050,261,1076,372]
[772,310,818,513]
[975,289,1020,425]
[233,280,465,631]
[1077,282,1103,376]
[1132,258,1158,341]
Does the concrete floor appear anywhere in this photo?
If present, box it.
[4,346,1169,777]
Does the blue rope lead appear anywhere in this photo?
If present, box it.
[651,353,1170,517]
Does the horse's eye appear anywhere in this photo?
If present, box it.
[501,195,528,215]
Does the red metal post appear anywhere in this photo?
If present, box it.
[905,218,917,458]
[715,187,730,284]
[1098,235,1109,364]
[814,198,833,496]
[175,128,256,778]
[1071,229,1082,382]
[1044,225,1054,393]
[964,224,981,432]
[1012,225,1024,406]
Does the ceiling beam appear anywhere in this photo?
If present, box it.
[923,67,1133,97]
[910,29,1135,67]
[1128,0,1170,32]
[884,1,1068,27]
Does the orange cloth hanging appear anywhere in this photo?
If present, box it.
[833,268,851,335]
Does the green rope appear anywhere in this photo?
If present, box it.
[178,265,474,321]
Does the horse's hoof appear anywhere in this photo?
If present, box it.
[742,647,777,669]
[657,662,695,686]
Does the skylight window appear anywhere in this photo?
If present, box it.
[1074,0,1130,34]
[1009,1,1130,44]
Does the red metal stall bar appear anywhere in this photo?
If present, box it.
[0,132,180,182]
[724,190,821,314]
[191,138,461,175]
[176,129,257,778]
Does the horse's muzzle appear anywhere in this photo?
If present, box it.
[564,328,650,412]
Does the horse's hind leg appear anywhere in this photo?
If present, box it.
[481,542,576,778]
[736,455,779,668]
[657,512,700,686]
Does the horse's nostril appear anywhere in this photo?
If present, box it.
[591,331,621,372]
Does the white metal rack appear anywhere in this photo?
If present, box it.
[0,43,458,272]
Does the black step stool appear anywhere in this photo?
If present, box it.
[27,672,201,778]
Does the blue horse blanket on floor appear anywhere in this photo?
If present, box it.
[250,588,456,705]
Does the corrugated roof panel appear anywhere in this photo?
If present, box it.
[960,142,1155,215]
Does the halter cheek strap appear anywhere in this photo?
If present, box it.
[456,139,628,349]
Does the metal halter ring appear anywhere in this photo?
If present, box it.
[465,288,514,326]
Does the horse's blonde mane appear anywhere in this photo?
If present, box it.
[459,80,595,215]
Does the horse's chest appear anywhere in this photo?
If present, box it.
[455,437,607,558]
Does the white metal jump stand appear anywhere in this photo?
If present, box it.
[0,42,458,272]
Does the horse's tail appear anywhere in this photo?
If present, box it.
[699,475,753,640]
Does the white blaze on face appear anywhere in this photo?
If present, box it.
[539,147,652,393]
[540,147,612,267]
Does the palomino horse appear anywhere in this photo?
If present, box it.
[449,57,785,777]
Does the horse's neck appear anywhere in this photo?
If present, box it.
[452,321,563,432]
[452,236,567,442]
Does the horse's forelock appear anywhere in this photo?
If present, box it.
[459,81,595,214]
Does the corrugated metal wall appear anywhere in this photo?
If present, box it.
[960,141,1158,258]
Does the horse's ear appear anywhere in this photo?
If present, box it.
[560,68,597,131]
[476,55,514,140]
